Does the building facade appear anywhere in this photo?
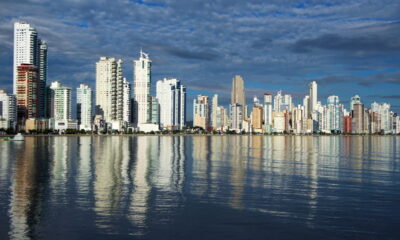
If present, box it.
[156,78,186,130]
[133,50,152,126]
[77,84,92,131]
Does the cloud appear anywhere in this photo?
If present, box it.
[0,0,399,116]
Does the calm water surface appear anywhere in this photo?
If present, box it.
[0,135,399,239]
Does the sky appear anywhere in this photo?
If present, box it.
[1,0,400,120]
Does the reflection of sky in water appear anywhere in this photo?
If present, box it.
[0,136,399,239]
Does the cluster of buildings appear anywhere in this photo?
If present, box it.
[0,22,186,133]
[193,77,400,134]
[0,22,399,135]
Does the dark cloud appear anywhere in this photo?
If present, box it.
[290,23,400,55]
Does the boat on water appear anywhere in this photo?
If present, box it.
[12,133,25,141]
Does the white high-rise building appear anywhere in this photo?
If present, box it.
[327,95,342,133]
[133,50,152,126]
[274,91,292,112]
[13,22,47,117]
[13,22,38,94]
[309,81,318,114]
[156,78,186,130]
[122,78,131,124]
[96,57,125,123]
[77,84,92,131]
[263,93,272,132]
[211,94,218,129]
[230,103,243,131]
[48,81,71,121]
[0,90,17,129]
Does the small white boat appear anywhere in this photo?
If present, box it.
[12,133,25,141]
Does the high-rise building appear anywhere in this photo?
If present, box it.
[251,106,263,131]
[122,78,131,124]
[133,50,152,126]
[352,103,364,134]
[156,78,186,129]
[193,95,209,130]
[263,93,273,132]
[327,95,342,133]
[48,81,71,121]
[211,94,218,129]
[230,103,243,131]
[303,95,310,120]
[38,40,47,118]
[231,75,246,115]
[77,84,92,131]
[0,90,17,129]
[274,91,292,112]
[149,96,159,125]
[309,81,317,117]
[13,22,47,118]
[96,57,125,123]
[350,95,361,111]
[371,102,391,133]
[16,64,39,124]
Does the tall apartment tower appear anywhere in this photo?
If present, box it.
[352,103,364,134]
[96,57,124,123]
[231,75,246,114]
[16,64,39,124]
[13,22,47,117]
[0,90,17,129]
[48,81,71,121]
[211,94,218,129]
[133,50,152,126]
[122,77,131,124]
[309,81,317,117]
[193,95,209,130]
[77,84,92,131]
[263,93,273,131]
[156,78,186,130]
[350,95,361,111]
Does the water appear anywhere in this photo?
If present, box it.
[0,135,399,239]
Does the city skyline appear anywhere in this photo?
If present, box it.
[0,1,399,117]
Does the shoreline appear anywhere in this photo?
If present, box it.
[1,133,399,138]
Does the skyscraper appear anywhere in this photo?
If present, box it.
[77,84,92,131]
[350,95,361,111]
[231,75,246,115]
[96,57,124,123]
[133,50,152,126]
[122,77,131,124]
[16,64,39,124]
[309,81,317,116]
[48,81,71,121]
[211,94,218,129]
[327,95,342,132]
[352,103,364,134]
[263,93,272,132]
[193,95,209,130]
[38,40,47,118]
[0,90,17,129]
[13,22,47,117]
[156,78,186,130]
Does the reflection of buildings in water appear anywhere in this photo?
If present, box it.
[129,136,151,233]
[9,137,47,240]
[228,136,246,210]
[191,136,210,196]
[248,136,263,188]
[50,136,69,203]
[304,136,318,227]
[93,136,126,229]
[318,136,340,180]
[76,136,93,208]
[0,141,12,190]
